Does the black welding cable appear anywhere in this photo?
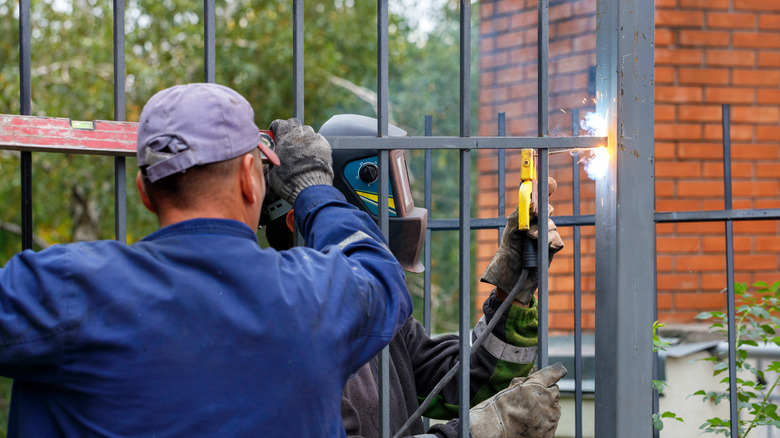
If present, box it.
[392,268,532,438]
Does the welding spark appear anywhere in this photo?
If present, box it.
[578,147,609,180]
[580,111,608,137]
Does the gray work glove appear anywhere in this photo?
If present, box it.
[480,177,564,304]
[470,362,567,438]
[267,118,334,205]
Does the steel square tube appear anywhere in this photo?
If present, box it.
[204,0,215,83]
[323,135,604,151]
[572,111,583,438]
[424,116,433,335]
[377,1,391,436]
[594,0,655,436]
[722,104,739,438]
[293,0,304,119]
[654,209,780,223]
[114,0,127,243]
[458,1,473,435]
[20,0,32,251]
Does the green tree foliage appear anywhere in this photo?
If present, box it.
[0,0,480,430]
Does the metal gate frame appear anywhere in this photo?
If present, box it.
[1,0,663,437]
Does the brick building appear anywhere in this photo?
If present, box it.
[476,0,780,333]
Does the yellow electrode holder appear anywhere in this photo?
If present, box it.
[517,149,536,231]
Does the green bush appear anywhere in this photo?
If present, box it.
[693,281,780,437]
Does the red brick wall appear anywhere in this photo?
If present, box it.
[477,0,780,333]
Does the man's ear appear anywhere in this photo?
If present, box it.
[136,171,156,213]
[285,209,295,234]
[239,153,259,205]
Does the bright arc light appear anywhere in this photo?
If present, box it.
[577,111,609,180]
[580,146,609,180]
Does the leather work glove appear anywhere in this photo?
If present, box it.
[470,362,567,438]
[480,177,564,305]
[268,118,335,205]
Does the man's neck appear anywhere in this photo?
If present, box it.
[156,202,259,230]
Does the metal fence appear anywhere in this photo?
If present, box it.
[0,0,681,437]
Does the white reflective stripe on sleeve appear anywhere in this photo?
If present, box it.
[337,230,390,253]
[473,316,538,364]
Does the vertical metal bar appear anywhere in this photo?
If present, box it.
[459,2,472,435]
[722,105,733,210]
[424,115,433,333]
[378,0,389,136]
[423,115,433,433]
[458,149,471,438]
[460,0,471,138]
[498,113,506,237]
[722,104,739,438]
[377,1,390,436]
[293,0,304,120]
[572,110,583,438]
[378,148,391,438]
[292,0,305,247]
[113,0,127,243]
[19,0,33,250]
[114,158,126,242]
[594,0,655,436]
[204,0,215,83]
[536,0,550,370]
[537,0,549,138]
[537,149,549,368]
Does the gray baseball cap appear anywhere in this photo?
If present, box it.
[137,83,280,183]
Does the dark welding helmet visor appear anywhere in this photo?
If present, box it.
[319,114,427,273]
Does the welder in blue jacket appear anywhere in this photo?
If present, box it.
[0,83,411,437]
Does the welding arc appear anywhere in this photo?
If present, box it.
[393,268,532,438]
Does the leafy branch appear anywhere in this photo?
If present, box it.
[693,281,780,437]
[652,321,685,431]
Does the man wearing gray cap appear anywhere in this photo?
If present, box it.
[0,83,411,437]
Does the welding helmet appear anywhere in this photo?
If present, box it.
[260,115,427,272]
[319,114,427,273]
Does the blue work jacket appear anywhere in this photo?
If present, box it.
[0,185,411,437]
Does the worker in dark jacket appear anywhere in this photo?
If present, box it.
[264,194,563,438]
[263,126,566,438]
[0,83,411,437]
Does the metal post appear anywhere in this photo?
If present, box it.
[423,114,433,432]
[722,104,739,438]
[459,1,472,435]
[204,0,215,83]
[498,112,506,237]
[377,1,391,436]
[572,110,583,438]
[536,0,550,368]
[20,0,33,251]
[424,115,433,333]
[537,148,549,368]
[293,0,304,120]
[594,0,655,436]
[538,0,549,138]
[292,0,304,248]
[114,0,127,243]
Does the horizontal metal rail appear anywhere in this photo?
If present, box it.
[429,214,596,231]
[0,114,606,156]
[655,209,780,223]
[0,115,605,155]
